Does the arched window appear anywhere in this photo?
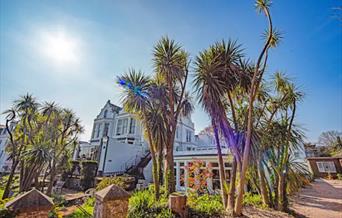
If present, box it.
[104,110,108,118]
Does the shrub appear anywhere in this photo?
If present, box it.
[0,197,14,209]
[66,197,95,218]
[128,189,172,218]
[327,172,333,180]
[52,194,67,207]
[187,193,224,217]
[96,177,126,191]
[48,206,62,218]
[243,192,265,208]
[0,208,15,218]
[337,173,342,180]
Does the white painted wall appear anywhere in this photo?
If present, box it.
[98,138,148,175]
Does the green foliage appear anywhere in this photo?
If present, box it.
[52,194,67,207]
[96,177,126,191]
[128,189,172,218]
[0,196,14,209]
[66,197,95,218]
[337,174,342,180]
[243,192,265,208]
[48,206,62,218]
[0,208,15,218]
[187,193,224,217]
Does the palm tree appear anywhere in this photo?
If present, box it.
[272,73,304,211]
[235,0,277,215]
[12,94,40,192]
[153,36,190,194]
[46,108,83,195]
[117,69,164,199]
[20,143,51,191]
[1,108,16,199]
[194,40,244,211]
[248,72,305,211]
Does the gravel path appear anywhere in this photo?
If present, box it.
[290,179,342,218]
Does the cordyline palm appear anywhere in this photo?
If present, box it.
[250,72,304,211]
[117,69,164,199]
[153,36,189,194]
[20,143,52,191]
[12,94,41,192]
[235,0,279,214]
[46,108,83,195]
[194,40,245,211]
[1,108,17,199]
[41,102,60,141]
[273,73,304,211]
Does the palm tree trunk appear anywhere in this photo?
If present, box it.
[2,160,18,199]
[212,120,228,208]
[164,143,175,194]
[277,172,286,211]
[19,162,25,192]
[273,171,279,209]
[152,155,160,200]
[146,129,160,200]
[257,160,270,206]
[46,159,56,195]
[157,144,163,186]
[41,165,50,192]
[227,157,237,212]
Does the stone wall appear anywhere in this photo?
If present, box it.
[5,188,54,218]
[15,209,50,218]
[94,184,130,218]
[94,198,128,218]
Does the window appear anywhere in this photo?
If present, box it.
[103,123,109,136]
[316,161,336,173]
[116,120,123,135]
[186,130,192,142]
[127,137,135,144]
[180,169,185,186]
[129,118,136,134]
[103,110,108,118]
[176,128,179,139]
[122,118,128,134]
[96,124,101,138]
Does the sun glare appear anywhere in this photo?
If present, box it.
[40,29,80,65]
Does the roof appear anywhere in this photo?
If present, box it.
[5,188,54,211]
[107,100,122,112]
[95,184,130,201]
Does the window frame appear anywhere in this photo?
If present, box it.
[129,118,136,134]
[116,119,123,135]
[316,161,336,173]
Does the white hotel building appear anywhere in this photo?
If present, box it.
[74,100,306,192]
[74,100,234,192]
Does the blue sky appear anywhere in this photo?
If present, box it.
[0,0,341,142]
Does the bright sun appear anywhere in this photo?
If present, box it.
[41,30,80,65]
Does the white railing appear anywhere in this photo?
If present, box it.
[174,146,230,156]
